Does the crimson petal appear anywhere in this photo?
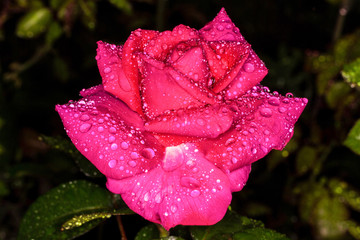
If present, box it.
[56,85,164,180]
[198,87,308,172]
[96,41,143,114]
[145,104,233,138]
[107,143,232,230]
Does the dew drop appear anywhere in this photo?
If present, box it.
[190,190,200,197]
[171,205,177,213]
[121,142,129,149]
[108,160,117,168]
[141,148,155,159]
[97,126,104,132]
[155,193,162,203]
[109,127,117,134]
[128,160,136,167]
[109,136,116,143]
[286,93,294,98]
[111,143,118,150]
[130,152,139,159]
[259,108,273,117]
[268,97,280,106]
[80,114,90,121]
[278,107,286,113]
[144,192,150,202]
[243,63,255,73]
[79,123,92,133]
[104,67,111,73]
[180,177,200,189]
[225,138,235,146]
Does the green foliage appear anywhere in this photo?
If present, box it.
[344,119,360,155]
[135,224,160,240]
[342,58,360,87]
[190,211,289,240]
[16,8,52,38]
[40,135,102,178]
[17,180,129,239]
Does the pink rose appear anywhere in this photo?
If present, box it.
[56,8,307,230]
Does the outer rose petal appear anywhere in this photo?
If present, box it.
[198,86,308,172]
[228,165,251,192]
[144,104,233,138]
[56,85,164,180]
[106,144,232,230]
[96,41,143,114]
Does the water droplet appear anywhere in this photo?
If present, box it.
[251,148,257,154]
[225,138,235,146]
[232,157,238,164]
[264,129,270,135]
[128,160,136,167]
[111,143,118,150]
[286,93,294,98]
[79,123,92,133]
[155,193,162,203]
[268,97,280,106]
[180,177,200,189]
[109,127,117,134]
[108,160,117,168]
[190,190,200,197]
[259,108,273,117]
[80,114,90,121]
[130,152,139,159]
[104,67,111,73]
[162,146,184,172]
[171,205,177,213]
[97,126,104,132]
[144,192,150,202]
[243,63,255,72]
[109,136,116,143]
[121,142,129,149]
[141,148,155,159]
[278,107,286,113]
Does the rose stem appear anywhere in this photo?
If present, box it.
[116,215,127,240]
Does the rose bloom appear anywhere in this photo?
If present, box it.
[56,8,307,230]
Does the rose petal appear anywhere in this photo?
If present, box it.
[106,143,231,230]
[170,45,210,86]
[198,86,308,172]
[96,41,143,114]
[144,104,233,138]
[122,29,159,99]
[227,165,251,192]
[56,85,164,179]
[224,50,268,99]
[140,57,214,118]
[199,8,245,42]
[201,41,249,83]
[144,24,199,61]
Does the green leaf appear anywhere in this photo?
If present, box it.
[79,0,97,30]
[190,211,288,240]
[342,58,360,87]
[109,0,132,13]
[329,179,360,212]
[135,224,159,240]
[16,8,52,38]
[18,180,114,239]
[46,21,63,46]
[233,228,289,240]
[325,81,351,109]
[344,119,360,155]
[40,135,102,178]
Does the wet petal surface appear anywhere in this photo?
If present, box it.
[56,85,164,179]
[106,144,232,230]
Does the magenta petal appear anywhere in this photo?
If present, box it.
[224,50,268,99]
[106,143,232,230]
[55,85,164,179]
[199,87,308,171]
[96,41,143,114]
[227,165,251,192]
[144,104,233,138]
[199,8,245,42]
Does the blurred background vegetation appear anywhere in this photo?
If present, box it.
[1,0,360,239]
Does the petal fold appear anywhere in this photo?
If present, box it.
[144,104,233,138]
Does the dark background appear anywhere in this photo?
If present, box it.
[1,0,360,239]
